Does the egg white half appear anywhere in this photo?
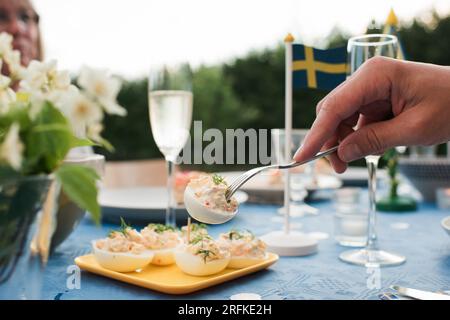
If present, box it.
[175,248,230,276]
[150,245,178,266]
[92,240,154,272]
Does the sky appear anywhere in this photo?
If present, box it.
[34,0,450,78]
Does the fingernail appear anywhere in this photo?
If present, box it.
[341,144,361,162]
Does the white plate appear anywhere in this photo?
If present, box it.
[99,187,248,224]
[442,216,450,237]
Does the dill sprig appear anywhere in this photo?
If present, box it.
[228,229,254,240]
[196,249,216,263]
[109,217,132,238]
[148,223,176,233]
[212,174,227,186]
[228,229,243,240]
[120,217,132,234]
[190,234,212,245]
[190,223,207,232]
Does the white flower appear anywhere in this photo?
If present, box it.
[0,72,16,114]
[0,32,13,56]
[60,89,103,137]
[4,49,23,79]
[20,60,71,94]
[99,98,127,116]
[19,60,72,119]
[78,66,126,116]
[86,122,104,142]
[0,33,23,80]
[0,123,24,170]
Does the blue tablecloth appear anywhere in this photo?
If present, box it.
[39,200,450,300]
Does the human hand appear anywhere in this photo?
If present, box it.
[293,57,450,173]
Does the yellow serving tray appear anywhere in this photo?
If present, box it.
[75,253,278,294]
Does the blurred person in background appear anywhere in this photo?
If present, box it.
[0,0,41,71]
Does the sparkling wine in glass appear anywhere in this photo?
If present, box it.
[339,34,406,267]
[148,65,193,226]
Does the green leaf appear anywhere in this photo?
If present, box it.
[55,164,101,225]
[71,136,98,148]
[24,101,74,174]
[0,102,31,129]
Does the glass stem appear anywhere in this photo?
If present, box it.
[165,160,176,227]
[366,156,380,251]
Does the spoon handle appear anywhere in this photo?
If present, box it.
[278,145,339,169]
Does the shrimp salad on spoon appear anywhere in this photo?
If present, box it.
[184,174,238,224]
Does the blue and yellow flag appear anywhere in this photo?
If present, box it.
[383,8,406,60]
[292,44,347,90]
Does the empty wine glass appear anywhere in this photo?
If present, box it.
[339,34,406,266]
[271,129,318,217]
[148,64,193,226]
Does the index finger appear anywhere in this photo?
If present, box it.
[293,56,399,162]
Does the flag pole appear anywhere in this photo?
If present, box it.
[284,33,294,235]
[259,33,318,257]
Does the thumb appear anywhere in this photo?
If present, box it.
[338,116,412,162]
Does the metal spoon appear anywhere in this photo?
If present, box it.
[225,145,339,201]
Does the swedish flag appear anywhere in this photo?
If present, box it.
[292,44,347,90]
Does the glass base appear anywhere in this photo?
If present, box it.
[339,248,406,267]
[335,236,367,248]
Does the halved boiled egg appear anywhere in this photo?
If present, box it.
[140,224,183,266]
[91,240,154,272]
[218,229,268,269]
[149,240,183,266]
[175,246,230,276]
[227,253,269,269]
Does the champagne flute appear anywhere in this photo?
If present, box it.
[148,64,193,227]
[339,34,406,266]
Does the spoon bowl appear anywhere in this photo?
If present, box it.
[183,186,237,224]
